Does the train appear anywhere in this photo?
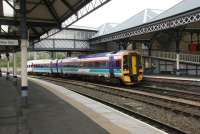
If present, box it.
[27,50,143,85]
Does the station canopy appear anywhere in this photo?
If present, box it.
[0,0,110,52]
[91,0,200,44]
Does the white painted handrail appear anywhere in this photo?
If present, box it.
[141,49,200,64]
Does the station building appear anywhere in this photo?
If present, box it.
[32,1,200,76]
[0,1,199,133]
[89,0,200,76]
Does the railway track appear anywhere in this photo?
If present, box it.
[31,76,200,117]
[138,84,200,102]
[143,77,200,94]
[29,75,200,134]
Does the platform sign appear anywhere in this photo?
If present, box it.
[0,39,18,46]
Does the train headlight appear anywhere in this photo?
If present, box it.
[138,75,143,81]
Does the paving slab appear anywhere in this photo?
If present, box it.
[30,77,168,134]
[0,77,19,134]
[0,77,108,134]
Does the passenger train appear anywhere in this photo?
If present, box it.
[27,50,143,85]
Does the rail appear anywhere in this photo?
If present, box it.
[30,76,199,134]
[141,49,200,64]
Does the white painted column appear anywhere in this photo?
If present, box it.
[176,53,180,75]
[6,54,10,79]
[13,53,17,78]
[21,39,28,99]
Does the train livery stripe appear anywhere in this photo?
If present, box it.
[60,67,121,77]
[33,68,51,73]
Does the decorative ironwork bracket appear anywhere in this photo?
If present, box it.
[91,8,200,44]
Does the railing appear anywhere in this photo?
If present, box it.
[180,53,200,64]
[141,49,200,64]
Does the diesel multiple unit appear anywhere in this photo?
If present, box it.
[28,50,143,85]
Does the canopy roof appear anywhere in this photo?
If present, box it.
[0,0,91,40]
[0,0,110,52]
[94,9,162,37]
[91,0,200,44]
[149,0,200,22]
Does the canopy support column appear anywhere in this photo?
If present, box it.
[6,53,10,80]
[20,0,29,106]
[13,52,17,85]
[13,52,17,78]
[176,30,181,76]
[21,40,28,105]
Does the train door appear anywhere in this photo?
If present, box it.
[50,61,53,74]
[109,56,115,77]
[129,53,143,82]
[59,60,63,75]
[131,55,137,75]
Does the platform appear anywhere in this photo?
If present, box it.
[0,76,167,134]
[0,77,108,134]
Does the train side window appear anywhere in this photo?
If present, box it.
[83,62,88,68]
[95,62,100,68]
[74,63,77,68]
[86,62,90,68]
[123,55,128,70]
[99,61,106,68]
[69,63,71,68]
[67,63,70,67]
[116,60,121,68]
[87,62,91,68]
[80,62,84,68]
[89,62,94,68]
[137,55,142,66]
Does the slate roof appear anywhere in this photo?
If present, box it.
[110,9,163,33]
[93,9,162,37]
[93,23,118,37]
[149,0,200,22]
[93,0,200,38]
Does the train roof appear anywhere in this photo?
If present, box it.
[28,59,51,64]
[79,50,137,58]
[78,52,113,59]
[27,50,140,64]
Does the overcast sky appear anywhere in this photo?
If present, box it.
[2,0,182,29]
[74,0,182,28]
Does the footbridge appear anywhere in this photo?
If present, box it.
[32,26,97,52]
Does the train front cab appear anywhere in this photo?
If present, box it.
[121,52,143,85]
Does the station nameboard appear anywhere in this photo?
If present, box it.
[0,39,18,46]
